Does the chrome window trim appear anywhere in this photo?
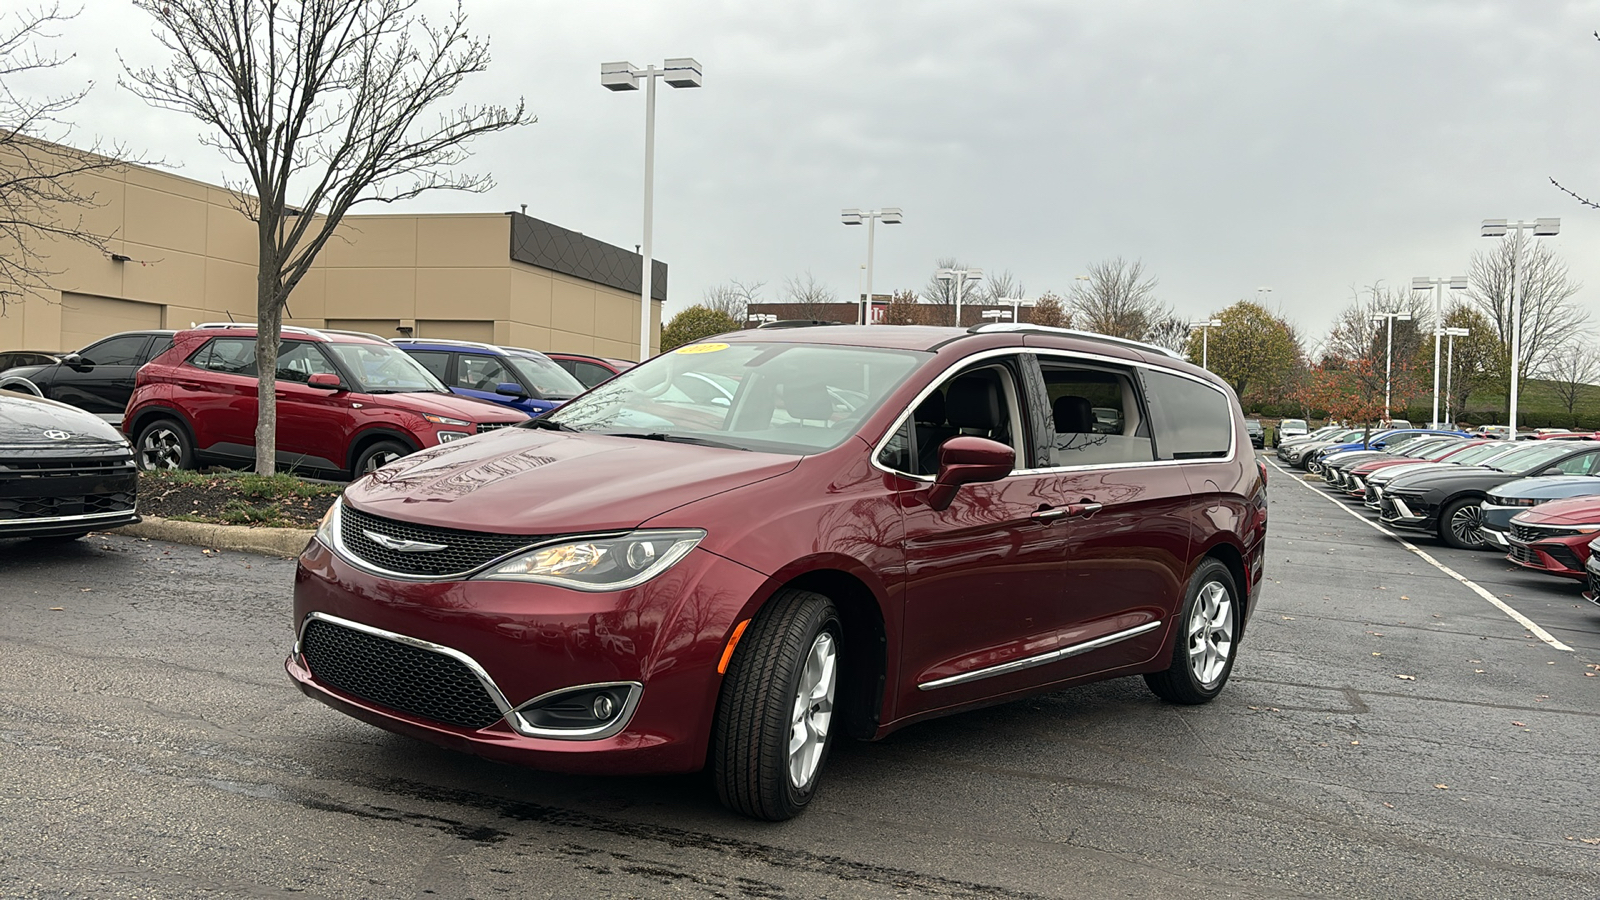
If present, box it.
[296,612,643,741]
[917,621,1163,691]
[870,345,1238,482]
[0,508,137,526]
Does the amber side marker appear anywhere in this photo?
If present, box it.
[717,619,752,674]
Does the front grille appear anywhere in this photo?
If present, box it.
[1512,523,1582,543]
[476,422,515,434]
[0,456,134,473]
[300,618,504,730]
[339,505,544,577]
[0,490,135,521]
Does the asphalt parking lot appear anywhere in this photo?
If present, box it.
[2,457,1597,899]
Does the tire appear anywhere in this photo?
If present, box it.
[1439,497,1487,550]
[712,589,842,821]
[135,418,194,471]
[353,439,411,477]
[1145,558,1240,705]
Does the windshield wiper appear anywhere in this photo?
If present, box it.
[602,431,747,450]
[528,417,576,432]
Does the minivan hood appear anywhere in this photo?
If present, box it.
[0,392,126,447]
[343,427,802,534]
[365,390,527,423]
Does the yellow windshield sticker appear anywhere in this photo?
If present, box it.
[675,342,729,354]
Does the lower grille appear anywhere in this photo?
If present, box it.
[300,618,504,730]
[0,490,135,521]
[477,422,516,434]
[1508,542,1540,566]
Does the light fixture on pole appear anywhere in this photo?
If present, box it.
[1440,326,1470,427]
[1189,318,1222,369]
[1480,218,1558,432]
[936,267,983,328]
[602,57,703,363]
[747,313,776,327]
[841,208,903,324]
[1411,275,1469,428]
[1371,311,1413,419]
[981,310,1006,324]
[1007,297,1036,323]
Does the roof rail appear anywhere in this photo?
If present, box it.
[965,322,1184,359]
[391,337,499,351]
[319,329,393,344]
[756,319,842,329]
[192,322,328,339]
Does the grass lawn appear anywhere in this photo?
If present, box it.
[138,470,343,528]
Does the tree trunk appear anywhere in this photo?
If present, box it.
[254,230,282,476]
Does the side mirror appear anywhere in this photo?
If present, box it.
[495,382,530,398]
[307,373,343,391]
[62,353,87,371]
[927,436,1014,511]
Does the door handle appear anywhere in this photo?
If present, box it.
[1030,507,1068,522]
[1065,502,1103,518]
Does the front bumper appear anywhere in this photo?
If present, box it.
[0,449,139,537]
[289,537,768,775]
[1379,494,1432,530]
[1505,531,1592,581]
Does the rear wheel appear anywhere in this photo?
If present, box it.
[135,418,193,471]
[712,589,841,821]
[1439,497,1487,550]
[1146,558,1239,705]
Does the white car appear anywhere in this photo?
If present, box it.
[1277,418,1309,443]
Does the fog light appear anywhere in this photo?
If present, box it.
[591,693,617,720]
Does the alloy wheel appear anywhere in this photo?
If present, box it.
[787,631,837,791]
[1186,581,1234,688]
[1449,503,1484,546]
[139,428,183,470]
[363,450,403,473]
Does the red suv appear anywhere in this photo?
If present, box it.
[289,324,1267,819]
[124,325,527,477]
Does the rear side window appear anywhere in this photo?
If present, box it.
[573,361,614,388]
[1141,369,1233,460]
[144,336,174,362]
[80,335,150,366]
[1038,361,1154,466]
[188,338,257,376]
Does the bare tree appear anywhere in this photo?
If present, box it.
[123,0,529,474]
[781,271,837,320]
[1541,341,1600,428]
[1069,257,1163,340]
[981,269,1023,306]
[702,278,764,323]
[1465,230,1587,410]
[1144,314,1190,353]
[0,4,139,312]
[920,257,980,308]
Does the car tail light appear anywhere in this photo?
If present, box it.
[1257,459,1268,486]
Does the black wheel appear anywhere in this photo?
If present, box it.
[353,439,411,476]
[135,418,194,471]
[712,588,842,821]
[1146,558,1240,705]
[1439,497,1487,550]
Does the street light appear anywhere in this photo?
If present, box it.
[1480,218,1559,432]
[841,208,902,324]
[1411,275,1469,428]
[747,313,776,327]
[602,57,703,362]
[936,267,983,328]
[1371,311,1413,419]
[981,310,1006,324]
[1440,326,1470,427]
[1189,318,1222,369]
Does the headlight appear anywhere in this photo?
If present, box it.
[1572,524,1600,533]
[423,413,472,427]
[315,499,343,546]
[480,529,705,591]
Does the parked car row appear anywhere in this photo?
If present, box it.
[1291,427,1600,608]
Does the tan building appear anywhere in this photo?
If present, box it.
[0,152,663,358]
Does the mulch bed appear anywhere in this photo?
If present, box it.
[137,470,343,529]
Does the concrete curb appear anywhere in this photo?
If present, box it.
[112,516,313,558]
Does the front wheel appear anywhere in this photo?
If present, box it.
[1439,497,1487,550]
[1146,558,1240,705]
[353,440,411,476]
[712,589,841,821]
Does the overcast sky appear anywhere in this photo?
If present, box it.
[37,0,1600,342]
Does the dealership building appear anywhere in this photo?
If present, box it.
[0,149,664,359]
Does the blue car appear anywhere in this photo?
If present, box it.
[1304,428,1468,474]
[1479,472,1600,550]
[393,339,586,416]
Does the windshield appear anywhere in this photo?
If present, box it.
[1446,443,1520,466]
[506,353,586,398]
[1492,442,1585,475]
[1414,440,1467,460]
[325,342,447,393]
[547,340,925,454]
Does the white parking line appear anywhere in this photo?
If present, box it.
[1266,458,1574,652]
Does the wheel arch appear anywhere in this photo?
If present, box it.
[1197,540,1249,639]
[126,404,196,444]
[0,375,42,397]
[346,427,420,474]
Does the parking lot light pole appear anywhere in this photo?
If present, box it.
[1371,311,1413,418]
[1411,275,1469,428]
[602,58,703,362]
[747,313,776,328]
[841,208,902,324]
[1480,218,1559,432]
[1441,326,1470,426]
[1188,318,1222,369]
[937,267,983,327]
[981,310,1006,326]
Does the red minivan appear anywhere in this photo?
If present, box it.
[124,325,527,478]
[288,324,1268,819]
